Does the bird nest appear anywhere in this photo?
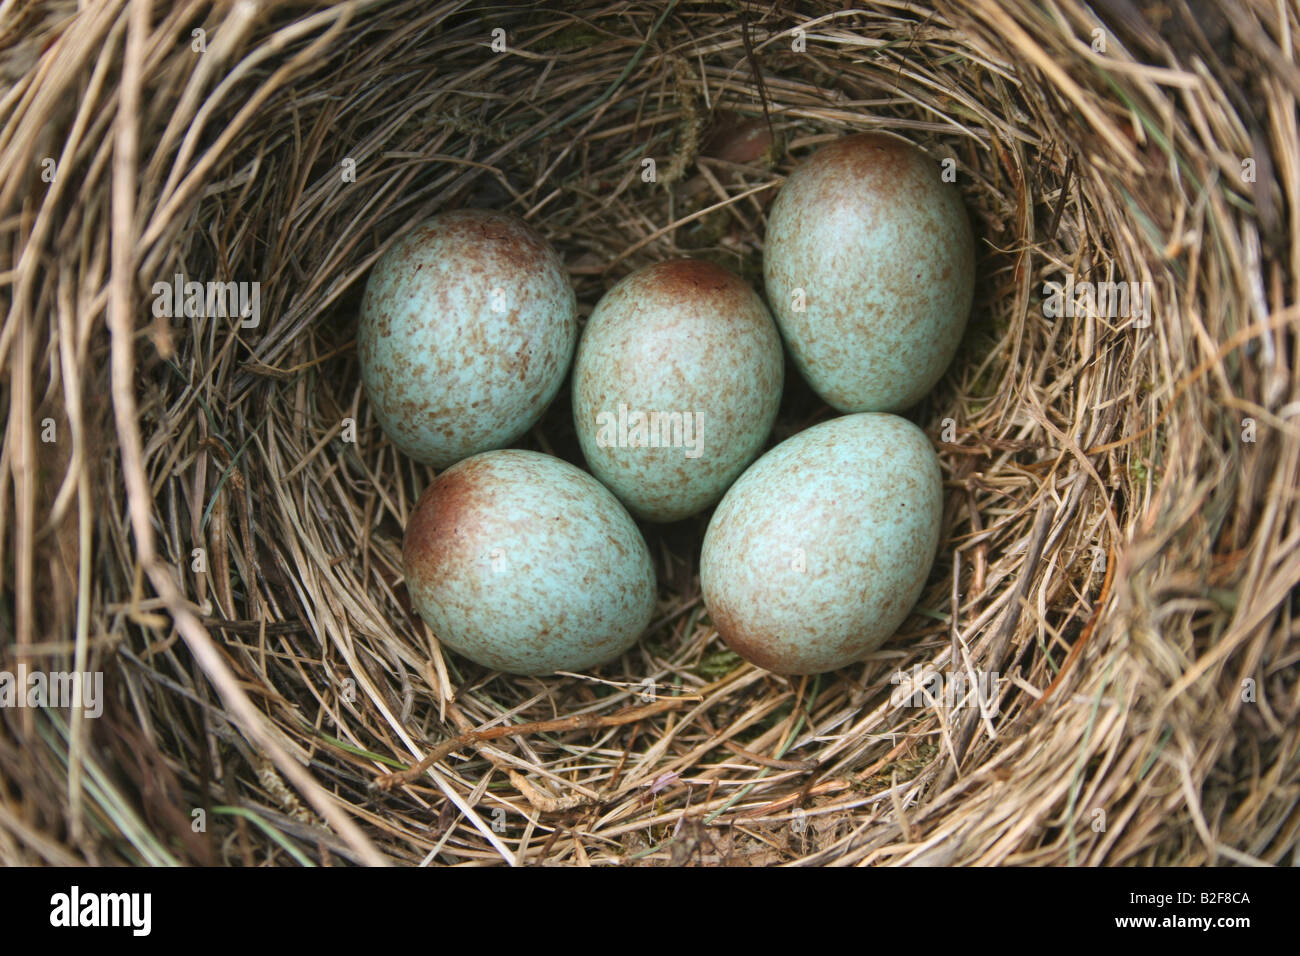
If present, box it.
[2,0,1297,866]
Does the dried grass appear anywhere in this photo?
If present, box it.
[1,0,1297,866]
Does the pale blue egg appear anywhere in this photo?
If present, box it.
[700,413,942,675]
[763,133,975,412]
[572,259,783,522]
[403,449,657,676]
[358,210,577,468]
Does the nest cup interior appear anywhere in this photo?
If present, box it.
[4,0,1297,866]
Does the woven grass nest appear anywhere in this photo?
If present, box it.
[2,0,1297,868]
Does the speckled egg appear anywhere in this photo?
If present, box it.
[572,259,784,522]
[402,449,657,675]
[358,210,577,468]
[763,132,975,412]
[700,413,942,675]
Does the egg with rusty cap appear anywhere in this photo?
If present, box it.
[402,449,657,675]
[358,209,577,468]
[763,132,975,412]
[572,259,784,522]
[700,413,942,675]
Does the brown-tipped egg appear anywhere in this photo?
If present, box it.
[572,259,784,522]
[763,132,975,412]
[403,449,656,676]
[358,210,577,468]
